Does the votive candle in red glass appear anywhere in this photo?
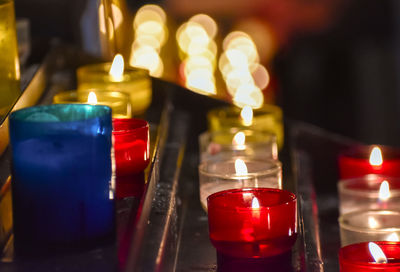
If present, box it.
[113,118,150,176]
[207,188,297,261]
[339,241,400,271]
[338,145,400,179]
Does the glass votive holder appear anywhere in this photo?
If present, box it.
[198,129,278,163]
[9,104,115,254]
[339,210,400,246]
[339,242,400,271]
[207,188,298,260]
[0,0,20,117]
[207,105,284,149]
[338,175,400,215]
[199,157,282,210]
[53,89,132,118]
[77,63,151,115]
[113,118,150,176]
[338,145,400,179]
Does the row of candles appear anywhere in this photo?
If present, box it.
[200,102,400,271]
[198,104,296,271]
[337,145,400,271]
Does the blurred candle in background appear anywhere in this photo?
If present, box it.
[0,0,20,117]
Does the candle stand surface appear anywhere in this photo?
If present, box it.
[0,46,352,271]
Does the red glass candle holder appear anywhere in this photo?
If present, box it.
[207,188,298,259]
[339,241,400,271]
[338,145,400,179]
[113,118,150,176]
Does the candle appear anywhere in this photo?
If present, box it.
[207,188,297,260]
[207,105,284,149]
[338,175,400,215]
[113,118,150,176]
[9,104,115,255]
[0,0,20,117]
[53,90,132,118]
[339,242,400,271]
[199,158,282,210]
[115,172,145,199]
[339,210,400,246]
[198,128,278,163]
[338,145,400,179]
[77,54,152,115]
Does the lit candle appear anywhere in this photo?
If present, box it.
[198,157,282,210]
[207,188,297,260]
[113,118,150,176]
[339,242,400,271]
[53,89,132,118]
[338,175,400,214]
[207,104,284,149]
[339,210,400,246]
[338,145,400,179]
[77,54,152,115]
[198,128,278,163]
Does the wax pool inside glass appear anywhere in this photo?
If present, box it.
[10,105,114,250]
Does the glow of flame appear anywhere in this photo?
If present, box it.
[387,232,399,242]
[87,92,98,104]
[189,14,218,39]
[234,85,264,109]
[369,146,383,166]
[235,158,248,175]
[368,242,388,264]
[109,54,124,81]
[232,131,246,146]
[240,106,253,126]
[252,197,260,209]
[379,180,391,201]
[368,216,379,229]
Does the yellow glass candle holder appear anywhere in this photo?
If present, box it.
[53,90,132,118]
[207,105,284,148]
[0,0,20,117]
[76,64,151,115]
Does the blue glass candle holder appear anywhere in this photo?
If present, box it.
[9,104,115,254]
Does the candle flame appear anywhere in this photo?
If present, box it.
[232,131,246,146]
[109,54,124,82]
[251,197,260,209]
[379,180,391,201]
[368,242,388,264]
[87,92,98,104]
[387,232,400,242]
[240,106,253,126]
[369,146,383,166]
[235,158,248,175]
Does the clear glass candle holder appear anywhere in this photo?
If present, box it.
[199,157,282,210]
[207,105,284,149]
[207,188,297,259]
[199,128,278,163]
[339,242,400,272]
[9,104,115,255]
[77,63,151,115]
[53,89,132,118]
[339,210,400,246]
[338,175,400,215]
